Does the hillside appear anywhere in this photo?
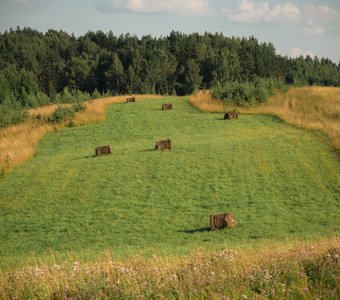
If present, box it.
[0,95,339,298]
[1,96,339,268]
[190,86,340,155]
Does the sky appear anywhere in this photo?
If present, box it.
[0,0,339,63]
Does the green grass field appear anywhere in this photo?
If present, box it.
[0,97,339,269]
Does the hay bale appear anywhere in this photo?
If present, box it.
[224,111,239,120]
[95,145,112,156]
[162,103,172,110]
[155,139,171,150]
[210,213,236,230]
[126,97,136,103]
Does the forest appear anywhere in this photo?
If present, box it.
[1,27,340,127]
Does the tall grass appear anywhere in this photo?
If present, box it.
[0,95,160,173]
[0,238,338,299]
[190,87,340,155]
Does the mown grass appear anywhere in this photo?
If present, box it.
[0,95,159,173]
[190,87,340,154]
[0,97,339,271]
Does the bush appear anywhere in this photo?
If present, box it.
[23,91,50,108]
[47,102,85,124]
[52,88,91,104]
[91,89,101,99]
[0,104,28,128]
[47,107,75,123]
[72,102,85,113]
[212,78,288,106]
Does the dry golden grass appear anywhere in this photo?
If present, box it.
[1,237,338,299]
[189,90,234,112]
[29,103,72,117]
[0,121,55,173]
[190,87,340,155]
[0,95,161,172]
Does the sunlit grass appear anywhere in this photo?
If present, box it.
[1,238,338,299]
[190,87,340,155]
[1,95,339,299]
[0,95,160,173]
[1,97,339,270]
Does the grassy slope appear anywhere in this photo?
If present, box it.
[0,97,339,269]
[190,87,340,154]
[0,95,158,172]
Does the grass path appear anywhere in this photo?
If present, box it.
[0,97,339,268]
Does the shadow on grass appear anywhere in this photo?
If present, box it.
[179,227,211,234]
[75,154,112,160]
[77,155,96,160]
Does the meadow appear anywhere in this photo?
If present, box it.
[0,96,339,270]
[0,95,159,173]
[190,87,340,155]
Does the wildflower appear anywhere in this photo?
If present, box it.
[72,262,79,273]
[299,271,305,278]
[172,274,178,280]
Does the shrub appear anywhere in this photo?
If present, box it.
[91,88,101,99]
[22,91,50,108]
[212,79,288,106]
[0,104,28,128]
[47,107,75,123]
[47,102,85,124]
[72,102,85,113]
[52,88,91,104]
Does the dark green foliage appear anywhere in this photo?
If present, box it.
[47,107,75,123]
[52,88,91,103]
[212,78,288,106]
[0,103,28,128]
[72,102,85,113]
[90,88,102,99]
[0,27,339,127]
[47,102,84,124]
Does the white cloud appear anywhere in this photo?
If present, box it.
[320,5,337,16]
[304,26,325,36]
[302,4,339,35]
[304,4,339,25]
[96,0,210,15]
[222,1,339,36]
[222,0,301,24]
[288,47,315,58]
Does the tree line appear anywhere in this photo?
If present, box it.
[1,27,340,127]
